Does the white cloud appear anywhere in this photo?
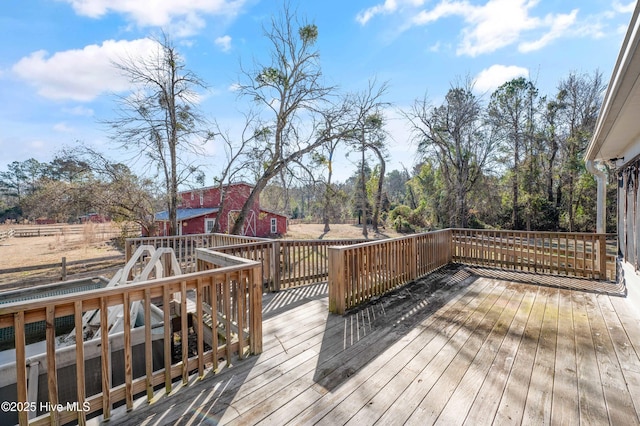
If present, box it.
[63,106,95,116]
[228,83,241,92]
[360,0,583,56]
[357,0,400,25]
[12,38,159,101]
[474,65,529,93]
[28,140,46,151]
[518,9,578,53]
[215,35,232,52]
[454,0,542,56]
[61,0,245,36]
[53,122,74,133]
[613,1,635,14]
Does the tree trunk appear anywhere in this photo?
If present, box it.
[323,154,334,233]
[230,178,269,235]
[512,138,520,230]
[212,184,226,233]
[370,146,385,233]
[360,136,368,239]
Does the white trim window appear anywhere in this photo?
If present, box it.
[270,218,277,234]
[205,218,216,233]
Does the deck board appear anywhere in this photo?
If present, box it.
[493,286,547,425]
[572,291,610,425]
[550,290,580,426]
[405,283,513,424]
[522,288,559,425]
[434,285,524,426]
[102,266,640,426]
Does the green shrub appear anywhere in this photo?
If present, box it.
[389,205,411,221]
[393,216,414,233]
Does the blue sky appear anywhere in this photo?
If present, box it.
[0,0,636,183]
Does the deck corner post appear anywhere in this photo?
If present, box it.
[328,247,345,315]
[250,265,263,354]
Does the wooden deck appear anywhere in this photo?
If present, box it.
[101,265,640,426]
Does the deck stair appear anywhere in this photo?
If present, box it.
[174,295,242,349]
[64,246,182,342]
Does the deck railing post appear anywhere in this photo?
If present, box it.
[328,247,346,315]
[410,236,418,280]
[250,265,263,354]
[272,241,281,292]
[599,233,607,280]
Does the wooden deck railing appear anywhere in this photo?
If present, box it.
[328,230,452,314]
[125,233,269,274]
[450,229,617,281]
[177,238,365,292]
[0,254,261,426]
[127,234,364,292]
[328,229,617,314]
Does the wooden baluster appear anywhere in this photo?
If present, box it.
[123,292,133,411]
[74,301,86,425]
[163,285,172,394]
[46,305,60,426]
[100,298,111,420]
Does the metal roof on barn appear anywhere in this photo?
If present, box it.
[154,208,219,221]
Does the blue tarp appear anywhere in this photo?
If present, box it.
[154,208,218,221]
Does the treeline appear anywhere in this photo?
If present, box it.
[1,4,616,237]
[0,72,616,236]
[260,72,617,234]
[0,152,162,232]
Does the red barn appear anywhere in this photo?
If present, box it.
[152,182,288,237]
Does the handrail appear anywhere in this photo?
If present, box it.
[0,259,262,425]
[328,230,451,314]
[450,228,616,280]
[126,233,367,292]
[328,229,617,314]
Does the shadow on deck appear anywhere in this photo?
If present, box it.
[102,265,640,425]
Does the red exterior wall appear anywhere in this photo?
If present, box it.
[179,213,217,235]
[255,211,287,236]
[178,183,262,234]
[155,183,287,237]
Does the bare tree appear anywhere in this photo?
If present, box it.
[314,133,342,233]
[230,4,343,235]
[106,33,212,235]
[59,148,161,235]
[406,79,495,228]
[555,71,605,231]
[208,113,261,233]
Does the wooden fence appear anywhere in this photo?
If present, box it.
[9,224,136,238]
[450,229,616,281]
[0,255,124,283]
[127,230,617,317]
[328,230,452,314]
[0,254,262,426]
[0,228,14,241]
